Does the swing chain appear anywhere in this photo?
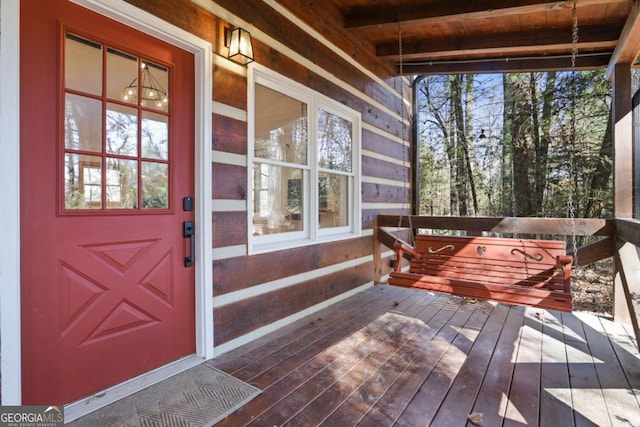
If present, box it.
[568,0,579,265]
[396,27,415,246]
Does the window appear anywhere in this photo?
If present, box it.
[63,33,170,211]
[249,67,361,252]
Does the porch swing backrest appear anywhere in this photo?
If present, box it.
[389,235,573,312]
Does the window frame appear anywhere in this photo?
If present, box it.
[247,65,361,254]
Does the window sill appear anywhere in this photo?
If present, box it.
[250,231,361,255]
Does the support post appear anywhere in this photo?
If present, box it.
[612,62,634,324]
[373,215,383,284]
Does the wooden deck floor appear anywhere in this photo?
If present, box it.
[209,285,640,427]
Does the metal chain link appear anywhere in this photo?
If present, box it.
[397,27,414,244]
[568,0,579,265]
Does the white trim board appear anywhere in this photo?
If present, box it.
[0,0,22,405]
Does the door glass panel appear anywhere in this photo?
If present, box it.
[318,109,352,172]
[63,31,172,212]
[65,93,102,152]
[106,157,138,209]
[142,162,168,209]
[140,62,169,112]
[106,103,138,156]
[253,164,304,235]
[142,112,169,160]
[254,84,307,164]
[65,154,102,209]
[319,172,349,228]
[107,48,139,104]
[65,34,102,96]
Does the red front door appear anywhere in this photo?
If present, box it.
[20,0,196,404]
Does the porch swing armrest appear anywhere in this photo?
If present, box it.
[556,255,574,293]
[392,241,420,272]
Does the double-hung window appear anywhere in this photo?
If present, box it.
[249,67,361,253]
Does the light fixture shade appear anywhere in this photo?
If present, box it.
[227,27,254,65]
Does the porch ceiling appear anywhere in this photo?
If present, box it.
[321,0,639,75]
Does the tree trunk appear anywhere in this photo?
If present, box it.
[451,75,469,215]
[501,75,514,216]
[583,105,613,217]
[510,73,534,216]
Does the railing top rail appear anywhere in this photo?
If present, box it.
[377,215,615,237]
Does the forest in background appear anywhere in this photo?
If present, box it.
[416,71,613,221]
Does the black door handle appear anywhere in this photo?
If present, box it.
[183,221,194,267]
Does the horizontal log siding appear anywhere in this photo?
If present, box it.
[212,66,247,110]
[362,182,409,204]
[363,155,410,182]
[362,128,407,160]
[126,0,409,347]
[213,236,373,295]
[212,211,247,248]
[214,261,373,345]
[212,163,246,200]
[212,114,247,154]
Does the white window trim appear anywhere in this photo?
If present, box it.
[247,64,361,254]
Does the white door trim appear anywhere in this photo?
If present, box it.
[0,0,214,405]
[0,0,23,406]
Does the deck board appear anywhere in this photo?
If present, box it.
[539,311,574,427]
[563,311,613,427]
[212,285,640,427]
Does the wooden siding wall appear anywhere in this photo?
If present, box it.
[124,0,410,351]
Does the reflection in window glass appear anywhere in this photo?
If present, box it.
[65,154,102,209]
[318,109,352,172]
[253,164,303,235]
[65,94,102,152]
[254,84,307,164]
[142,112,169,160]
[106,157,138,209]
[140,62,169,112]
[65,34,102,96]
[107,48,138,104]
[319,173,349,228]
[106,103,138,156]
[142,162,168,209]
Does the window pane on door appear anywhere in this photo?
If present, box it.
[107,48,139,104]
[65,154,102,209]
[65,94,102,152]
[140,62,169,112]
[65,34,102,96]
[106,103,138,156]
[106,157,138,209]
[142,112,169,160]
[253,164,304,235]
[142,162,168,209]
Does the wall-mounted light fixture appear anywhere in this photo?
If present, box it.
[225,27,254,65]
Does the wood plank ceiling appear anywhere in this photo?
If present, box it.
[319,0,639,75]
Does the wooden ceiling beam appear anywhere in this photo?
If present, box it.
[344,0,628,31]
[606,0,640,78]
[377,24,620,59]
[399,52,611,75]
